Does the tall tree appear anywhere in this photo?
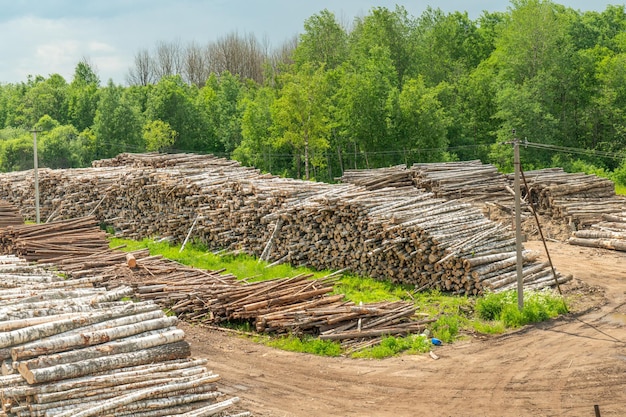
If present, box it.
[489,0,574,166]
[93,80,143,158]
[392,76,451,163]
[127,49,156,86]
[67,59,100,131]
[271,64,330,180]
[154,40,184,79]
[350,6,412,85]
[17,74,69,128]
[293,9,349,70]
[336,45,398,167]
[183,42,210,87]
[211,71,246,154]
[207,32,267,83]
[145,75,204,151]
[39,124,82,169]
[233,86,276,170]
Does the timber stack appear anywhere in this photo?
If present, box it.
[0,201,22,229]
[0,153,568,294]
[260,184,568,294]
[0,216,109,262]
[0,255,248,417]
[568,212,626,251]
[0,218,435,348]
[410,160,517,217]
[338,165,415,190]
[50,242,434,347]
[514,168,624,230]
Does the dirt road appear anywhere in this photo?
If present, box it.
[182,240,625,417]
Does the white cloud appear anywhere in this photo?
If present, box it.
[88,41,115,53]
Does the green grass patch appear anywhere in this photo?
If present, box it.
[476,290,568,328]
[266,335,342,356]
[332,273,414,303]
[615,183,626,195]
[431,315,464,343]
[470,319,506,334]
[109,237,330,282]
[351,334,432,359]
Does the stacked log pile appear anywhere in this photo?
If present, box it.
[260,185,569,295]
[0,218,435,348]
[0,255,247,417]
[516,168,623,230]
[0,201,22,228]
[0,153,569,294]
[337,165,415,190]
[410,160,517,211]
[0,216,109,262]
[50,247,434,347]
[568,213,626,251]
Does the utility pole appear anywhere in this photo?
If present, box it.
[512,130,524,310]
[31,128,41,224]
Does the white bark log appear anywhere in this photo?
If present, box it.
[11,314,176,361]
[20,328,184,370]
[52,372,219,417]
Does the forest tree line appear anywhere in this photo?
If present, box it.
[2,0,626,184]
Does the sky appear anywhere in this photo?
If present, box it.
[0,0,623,85]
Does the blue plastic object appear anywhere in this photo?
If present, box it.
[431,337,442,346]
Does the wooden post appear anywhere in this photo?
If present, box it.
[31,128,41,224]
[513,133,524,311]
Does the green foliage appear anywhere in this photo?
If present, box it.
[476,290,568,328]
[271,64,331,179]
[145,75,204,152]
[351,334,431,359]
[0,136,33,172]
[17,74,69,128]
[233,86,276,170]
[266,335,342,356]
[394,76,451,162]
[293,9,349,70]
[143,120,176,152]
[332,274,412,303]
[611,158,626,187]
[0,3,626,175]
[93,80,144,158]
[40,124,82,168]
[431,315,462,343]
[213,71,245,154]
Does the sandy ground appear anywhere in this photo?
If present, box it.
[180,240,625,417]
